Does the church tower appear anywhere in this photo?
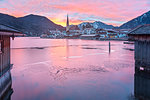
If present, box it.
[66,14,70,33]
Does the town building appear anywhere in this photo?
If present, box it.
[95,29,120,39]
[113,29,130,38]
[67,25,81,38]
[65,15,82,38]
[105,29,118,38]
[82,28,96,35]
[95,29,107,38]
[81,23,96,35]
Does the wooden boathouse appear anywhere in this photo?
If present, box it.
[0,24,23,100]
[129,24,150,100]
[129,24,150,71]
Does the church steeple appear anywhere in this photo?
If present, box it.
[67,14,69,27]
[66,14,69,32]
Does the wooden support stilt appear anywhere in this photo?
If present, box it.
[109,41,111,53]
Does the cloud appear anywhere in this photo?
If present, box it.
[50,0,150,25]
[0,0,149,26]
[148,0,150,6]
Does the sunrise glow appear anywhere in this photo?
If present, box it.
[0,0,150,26]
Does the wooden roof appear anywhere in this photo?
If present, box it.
[0,24,23,36]
[129,24,150,35]
[69,25,80,30]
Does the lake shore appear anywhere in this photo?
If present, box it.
[39,36,129,41]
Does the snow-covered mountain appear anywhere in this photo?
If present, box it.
[78,21,114,30]
[92,21,114,29]
[119,11,150,29]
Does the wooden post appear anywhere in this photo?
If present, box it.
[109,41,111,53]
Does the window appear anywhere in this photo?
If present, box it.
[140,66,144,71]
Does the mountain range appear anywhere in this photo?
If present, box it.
[78,21,114,30]
[78,10,150,30]
[0,10,150,36]
[119,11,150,29]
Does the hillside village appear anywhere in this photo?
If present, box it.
[40,16,129,40]
[40,25,129,40]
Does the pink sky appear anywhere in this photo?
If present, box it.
[0,0,149,26]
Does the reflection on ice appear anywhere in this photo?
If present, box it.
[0,71,13,100]
[134,69,150,100]
[63,56,83,59]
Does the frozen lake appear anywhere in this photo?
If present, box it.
[10,37,135,100]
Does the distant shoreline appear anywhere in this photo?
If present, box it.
[39,37,129,41]
[20,36,129,41]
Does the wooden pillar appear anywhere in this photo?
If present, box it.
[148,41,150,65]
[109,41,111,53]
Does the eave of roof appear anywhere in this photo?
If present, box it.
[129,24,150,35]
[0,31,24,36]
[0,24,24,36]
